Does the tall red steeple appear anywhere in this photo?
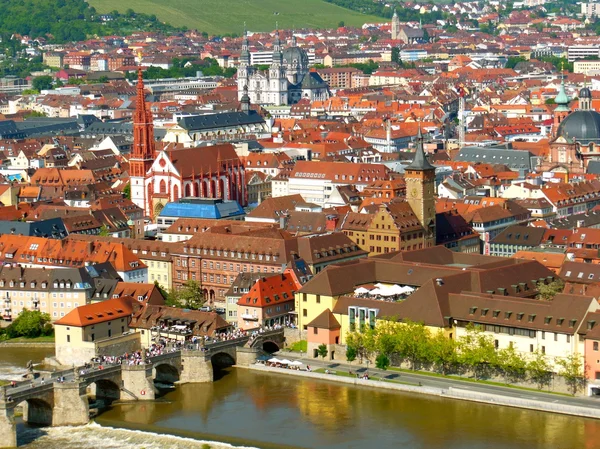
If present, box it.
[130,67,155,177]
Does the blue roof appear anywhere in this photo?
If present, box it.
[158,199,245,219]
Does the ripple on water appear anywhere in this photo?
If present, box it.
[20,422,260,449]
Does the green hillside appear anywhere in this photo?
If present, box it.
[88,0,381,35]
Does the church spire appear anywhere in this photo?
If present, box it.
[272,23,283,65]
[240,22,250,66]
[406,124,434,171]
[130,65,156,218]
[554,71,570,112]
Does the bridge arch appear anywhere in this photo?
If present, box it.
[262,340,280,354]
[153,362,180,385]
[18,397,53,426]
[210,351,236,380]
[86,379,121,406]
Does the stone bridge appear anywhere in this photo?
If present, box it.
[0,329,284,448]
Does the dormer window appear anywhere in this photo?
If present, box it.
[544,316,552,325]
[493,310,500,318]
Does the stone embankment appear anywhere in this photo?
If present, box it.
[243,364,600,420]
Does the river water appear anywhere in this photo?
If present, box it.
[0,346,55,381]
[2,346,599,449]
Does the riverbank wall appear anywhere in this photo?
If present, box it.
[0,342,54,348]
[241,364,600,420]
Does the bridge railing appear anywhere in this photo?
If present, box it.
[147,351,182,364]
[2,382,54,404]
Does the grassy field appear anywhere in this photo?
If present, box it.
[0,336,55,343]
[88,0,381,35]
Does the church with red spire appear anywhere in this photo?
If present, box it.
[129,68,247,219]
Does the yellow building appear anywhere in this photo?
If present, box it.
[340,202,426,256]
[295,247,557,345]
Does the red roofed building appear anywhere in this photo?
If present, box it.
[237,269,301,329]
[54,296,140,365]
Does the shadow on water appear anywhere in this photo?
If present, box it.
[15,421,49,447]
[213,366,233,382]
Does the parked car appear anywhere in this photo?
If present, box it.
[199,306,211,312]
[215,307,226,314]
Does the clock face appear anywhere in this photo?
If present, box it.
[411,188,418,198]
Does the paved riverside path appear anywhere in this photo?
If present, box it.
[273,353,600,410]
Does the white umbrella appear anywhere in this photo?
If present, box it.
[279,359,292,365]
[290,360,303,366]
[354,287,370,294]
[268,357,281,363]
[368,288,381,295]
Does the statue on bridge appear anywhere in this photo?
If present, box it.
[24,360,34,380]
[73,367,81,382]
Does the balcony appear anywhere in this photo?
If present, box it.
[241,314,259,321]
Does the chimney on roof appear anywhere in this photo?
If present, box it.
[435,278,444,286]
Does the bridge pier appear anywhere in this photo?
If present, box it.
[236,347,260,366]
[0,402,16,449]
[52,382,89,427]
[121,365,155,400]
[180,350,213,383]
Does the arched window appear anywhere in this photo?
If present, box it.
[173,184,179,201]
[159,179,166,194]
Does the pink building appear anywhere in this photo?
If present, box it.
[307,309,341,361]
[584,311,600,394]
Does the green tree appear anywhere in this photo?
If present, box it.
[346,345,357,362]
[153,281,169,301]
[505,56,526,69]
[9,309,52,338]
[98,225,111,236]
[338,21,345,27]
[123,183,131,200]
[32,75,54,91]
[557,353,587,395]
[497,345,527,384]
[527,350,553,390]
[317,343,328,360]
[167,280,205,309]
[458,324,497,380]
[346,328,375,363]
[375,353,390,370]
[537,279,564,300]
[428,330,458,375]
[391,47,400,65]
[545,98,556,105]
[395,321,430,370]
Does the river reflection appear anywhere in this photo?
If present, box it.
[95,368,600,449]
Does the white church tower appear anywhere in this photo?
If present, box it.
[269,28,288,105]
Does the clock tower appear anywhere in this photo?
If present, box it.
[405,126,436,247]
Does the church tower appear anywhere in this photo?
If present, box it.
[553,74,571,135]
[130,68,155,218]
[238,24,251,101]
[405,126,436,247]
[391,9,400,40]
[269,27,287,105]
[579,83,592,111]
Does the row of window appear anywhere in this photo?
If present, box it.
[181,247,279,262]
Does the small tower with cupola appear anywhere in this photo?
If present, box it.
[405,126,436,247]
